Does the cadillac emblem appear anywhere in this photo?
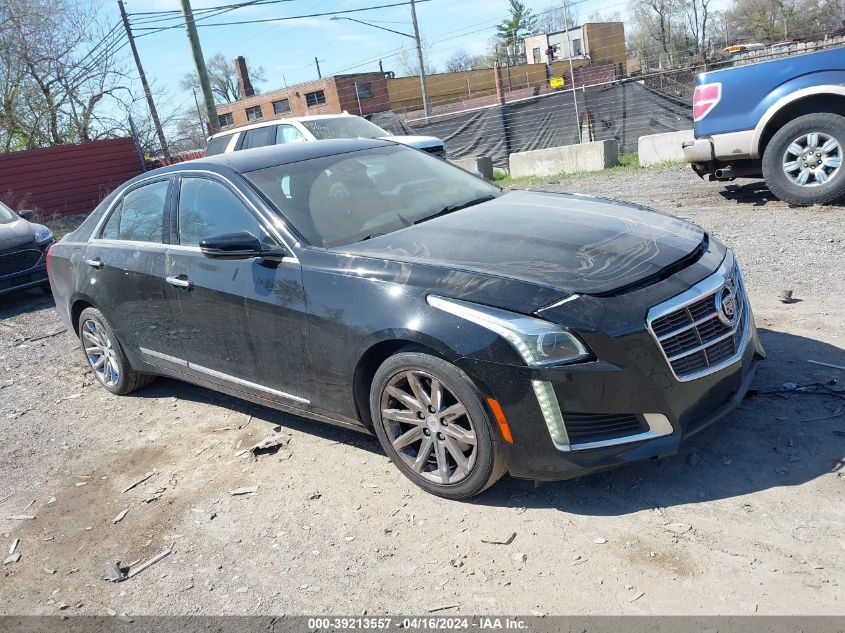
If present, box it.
[718,283,737,326]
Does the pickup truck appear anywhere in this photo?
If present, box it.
[683,46,845,205]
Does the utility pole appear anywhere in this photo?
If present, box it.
[562,0,582,143]
[192,88,206,137]
[179,0,220,134]
[315,57,322,78]
[409,0,430,119]
[118,0,169,157]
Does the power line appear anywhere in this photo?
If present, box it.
[132,0,433,34]
[72,22,124,69]
[128,0,302,17]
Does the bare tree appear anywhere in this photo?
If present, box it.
[0,0,127,150]
[179,53,266,105]
[443,49,486,72]
[395,40,437,77]
[684,0,713,55]
[628,0,686,66]
[726,0,844,42]
[534,6,577,34]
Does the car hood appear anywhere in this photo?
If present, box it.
[0,219,37,251]
[341,190,706,296]
[379,135,443,150]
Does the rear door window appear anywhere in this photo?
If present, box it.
[241,126,276,150]
[276,125,306,144]
[101,179,170,243]
[205,134,233,156]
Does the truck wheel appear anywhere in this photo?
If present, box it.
[762,113,845,205]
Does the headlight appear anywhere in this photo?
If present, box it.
[427,295,591,366]
[33,225,53,245]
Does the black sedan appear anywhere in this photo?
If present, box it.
[47,139,764,499]
[1,201,54,295]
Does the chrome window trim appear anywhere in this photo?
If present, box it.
[89,169,301,263]
[88,239,169,252]
[646,251,751,382]
[90,176,172,244]
[138,347,309,404]
[164,243,298,264]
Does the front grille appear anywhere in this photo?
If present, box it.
[564,413,645,444]
[649,263,747,380]
[0,248,43,277]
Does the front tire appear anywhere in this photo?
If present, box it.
[370,351,507,500]
[78,307,154,395]
[762,113,845,205]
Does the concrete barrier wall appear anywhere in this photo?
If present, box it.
[638,129,693,166]
[450,156,494,180]
[509,140,618,178]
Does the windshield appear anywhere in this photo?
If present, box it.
[301,117,389,140]
[245,145,500,248]
[0,202,17,224]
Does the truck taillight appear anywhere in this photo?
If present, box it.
[693,82,721,122]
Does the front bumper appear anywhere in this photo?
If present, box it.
[0,247,50,296]
[456,252,765,481]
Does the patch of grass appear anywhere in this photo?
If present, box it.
[490,150,682,188]
[618,152,639,168]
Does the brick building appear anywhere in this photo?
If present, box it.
[523,22,627,74]
[215,57,390,129]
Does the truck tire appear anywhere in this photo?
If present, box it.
[762,113,845,206]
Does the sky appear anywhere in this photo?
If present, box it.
[95,0,624,116]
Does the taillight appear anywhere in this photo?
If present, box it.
[693,82,721,122]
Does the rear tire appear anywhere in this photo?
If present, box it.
[762,113,845,205]
[78,307,154,395]
[370,351,507,500]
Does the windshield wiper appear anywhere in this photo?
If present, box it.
[413,195,496,225]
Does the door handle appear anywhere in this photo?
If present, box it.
[84,258,103,269]
[166,275,193,290]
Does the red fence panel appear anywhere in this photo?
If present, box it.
[0,138,144,219]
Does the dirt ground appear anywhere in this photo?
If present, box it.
[1,165,843,616]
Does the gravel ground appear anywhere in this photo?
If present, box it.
[0,165,843,617]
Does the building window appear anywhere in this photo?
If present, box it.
[272,99,291,115]
[532,47,541,63]
[305,90,326,107]
[218,112,234,127]
[245,105,263,121]
[356,82,374,99]
[572,38,582,56]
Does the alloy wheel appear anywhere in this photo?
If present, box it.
[81,319,119,387]
[782,132,842,186]
[379,370,478,485]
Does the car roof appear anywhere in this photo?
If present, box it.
[209,113,369,140]
[145,138,396,178]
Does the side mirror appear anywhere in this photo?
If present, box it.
[18,209,35,221]
[199,231,286,260]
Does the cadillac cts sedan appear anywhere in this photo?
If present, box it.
[48,139,764,499]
